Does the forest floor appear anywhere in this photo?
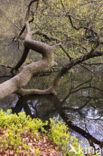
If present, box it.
[0,130,61,156]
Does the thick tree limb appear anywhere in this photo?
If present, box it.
[32,30,72,60]
[13,30,71,72]
[0,22,55,99]
[17,87,57,96]
[0,3,103,99]
[1,26,102,99]
[12,30,60,72]
[13,50,103,98]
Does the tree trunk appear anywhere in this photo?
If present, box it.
[0,22,55,99]
[0,21,103,99]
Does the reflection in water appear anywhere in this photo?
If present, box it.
[11,94,103,149]
[1,68,103,150]
[12,95,59,121]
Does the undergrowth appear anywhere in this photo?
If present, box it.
[0,109,100,156]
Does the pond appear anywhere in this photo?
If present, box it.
[0,66,103,153]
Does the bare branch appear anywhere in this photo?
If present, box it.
[32,30,61,43]
[53,50,103,89]
[25,0,39,20]
[59,44,72,61]
[32,30,72,60]
[66,13,100,45]
[14,0,39,41]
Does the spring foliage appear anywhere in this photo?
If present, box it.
[0,109,99,155]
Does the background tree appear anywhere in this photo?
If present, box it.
[0,0,103,99]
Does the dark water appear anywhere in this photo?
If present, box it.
[0,67,103,152]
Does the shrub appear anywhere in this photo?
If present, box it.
[0,109,100,156]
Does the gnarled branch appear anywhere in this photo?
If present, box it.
[0,22,55,99]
